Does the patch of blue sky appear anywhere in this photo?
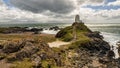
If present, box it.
[83,0,120,11]
[3,0,14,8]
[105,0,116,4]
[84,5,120,10]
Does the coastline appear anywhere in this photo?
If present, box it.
[0,23,120,68]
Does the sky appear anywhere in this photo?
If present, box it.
[0,0,120,24]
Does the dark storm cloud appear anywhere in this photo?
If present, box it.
[10,0,75,14]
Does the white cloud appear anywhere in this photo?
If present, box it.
[0,0,120,24]
[79,7,120,23]
[0,4,74,24]
[108,0,120,6]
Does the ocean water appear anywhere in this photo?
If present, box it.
[86,23,120,58]
[86,23,120,44]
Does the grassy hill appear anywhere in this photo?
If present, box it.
[56,23,91,42]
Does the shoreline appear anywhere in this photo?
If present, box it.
[101,32,120,59]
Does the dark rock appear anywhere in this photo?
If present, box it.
[107,50,115,61]
[2,27,27,34]
[99,57,109,64]
[16,42,39,60]
[0,27,43,34]
[80,38,110,54]
[0,45,3,49]
[0,53,6,60]
[49,26,60,31]
[87,31,103,39]
[31,28,43,32]
[116,41,120,45]
[40,53,48,60]
[6,55,17,63]
[2,43,21,53]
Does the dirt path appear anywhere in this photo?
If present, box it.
[48,40,70,47]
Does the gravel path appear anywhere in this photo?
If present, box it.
[48,40,70,47]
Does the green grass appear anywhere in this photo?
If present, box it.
[41,59,59,68]
[0,33,56,43]
[56,23,92,49]
[69,38,90,49]
[11,59,33,68]
[0,53,6,60]
[56,23,91,42]
[0,28,9,33]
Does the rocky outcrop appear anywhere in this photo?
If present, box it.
[0,23,119,67]
[80,38,110,54]
[55,20,119,67]
[49,26,60,31]
[0,27,43,34]
[0,39,63,68]
[86,31,103,39]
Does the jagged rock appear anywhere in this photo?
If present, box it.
[94,38,110,52]
[0,45,3,49]
[107,50,115,61]
[116,41,120,57]
[99,57,109,64]
[31,28,43,32]
[15,41,41,60]
[2,42,21,53]
[49,26,60,31]
[80,38,110,54]
[0,53,6,60]
[6,54,17,63]
[32,55,42,68]
[87,31,103,39]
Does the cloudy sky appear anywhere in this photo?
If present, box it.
[0,0,120,24]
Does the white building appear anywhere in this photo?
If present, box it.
[75,15,82,23]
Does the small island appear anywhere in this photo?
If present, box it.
[0,15,120,68]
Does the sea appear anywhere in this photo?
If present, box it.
[0,23,120,43]
[0,23,120,58]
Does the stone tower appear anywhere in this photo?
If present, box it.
[75,15,80,23]
[72,15,80,41]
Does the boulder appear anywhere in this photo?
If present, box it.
[49,26,60,31]
[15,42,39,60]
[107,50,115,61]
[0,44,3,49]
[86,31,103,39]
[2,42,21,53]
[80,38,110,54]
